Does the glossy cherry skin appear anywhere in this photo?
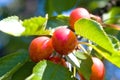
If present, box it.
[90,57,105,80]
[52,27,77,55]
[29,36,54,62]
[69,8,90,30]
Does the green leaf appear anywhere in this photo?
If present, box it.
[0,16,51,36]
[0,16,25,36]
[75,18,116,54]
[74,19,120,68]
[105,7,120,24]
[116,31,120,40]
[47,15,69,29]
[22,16,50,36]
[0,49,29,80]
[11,61,36,80]
[103,25,119,35]
[77,56,92,80]
[75,51,87,60]
[66,53,92,80]
[46,0,77,17]
[90,44,120,68]
[108,35,120,50]
[79,42,120,68]
[51,0,77,13]
[66,53,80,68]
[26,60,74,80]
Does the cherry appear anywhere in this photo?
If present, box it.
[90,57,105,80]
[29,36,54,62]
[49,56,67,67]
[69,7,90,30]
[52,27,77,55]
[78,57,105,80]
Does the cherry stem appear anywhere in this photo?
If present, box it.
[77,44,88,53]
[78,41,92,47]
[73,66,76,78]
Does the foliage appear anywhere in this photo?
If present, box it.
[0,0,120,80]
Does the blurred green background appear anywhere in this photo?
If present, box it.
[0,0,120,80]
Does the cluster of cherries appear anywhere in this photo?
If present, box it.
[29,7,105,80]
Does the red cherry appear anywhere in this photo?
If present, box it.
[69,8,90,30]
[78,57,105,80]
[49,56,67,67]
[52,27,77,55]
[29,36,54,62]
[90,57,105,80]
